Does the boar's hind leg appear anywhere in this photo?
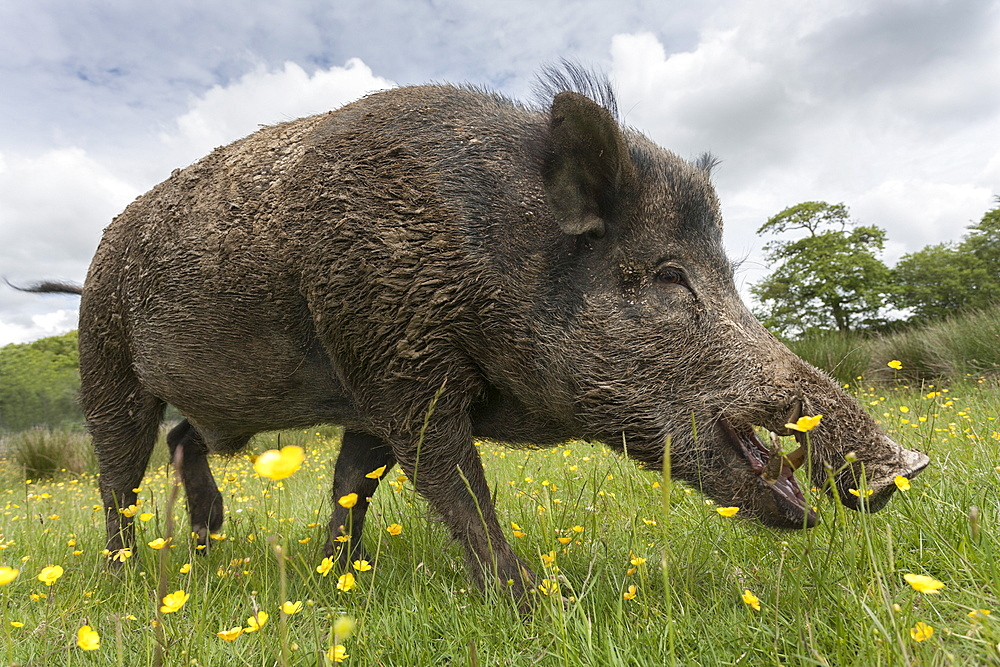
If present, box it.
[396,419,536,604]
[89,391,164,560]
[325,430,397,567]
[167,420,223,548]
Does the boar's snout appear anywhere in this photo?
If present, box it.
[836,438,930,512]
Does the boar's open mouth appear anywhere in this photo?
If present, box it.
[720,419,817,529]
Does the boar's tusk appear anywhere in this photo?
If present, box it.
[785,444,806,471]
[761,438,784,484]
[786,398,803,426]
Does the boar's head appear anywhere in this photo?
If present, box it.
[532,90,928,528]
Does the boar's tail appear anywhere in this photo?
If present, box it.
[6,279,83,296]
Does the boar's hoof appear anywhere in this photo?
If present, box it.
[721,419,817,529]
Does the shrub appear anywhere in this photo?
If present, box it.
[5,426,95,479]
[787,330,873,385]
[788,306,1000,384]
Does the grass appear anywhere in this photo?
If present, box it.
[1,381,1000,665]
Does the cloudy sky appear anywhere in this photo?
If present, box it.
[1,0,998,345]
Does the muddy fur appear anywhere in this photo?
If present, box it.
[54,68,927,603]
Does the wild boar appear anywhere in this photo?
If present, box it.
[26,65,927,600]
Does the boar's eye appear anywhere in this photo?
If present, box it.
[654,267,688,288]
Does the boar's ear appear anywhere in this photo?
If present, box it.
[542,91,635,238]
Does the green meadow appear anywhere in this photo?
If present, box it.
[1,377,1000,666]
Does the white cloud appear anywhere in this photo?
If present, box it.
[163,58,395,166]
[0,148,139,339]
[0,308,78,347]
[611,30,785,157]
[0,147,131,345]
[855,180,994,262]
[0,148,138,270]
[1,58,397,345]
[607,16,1000,303]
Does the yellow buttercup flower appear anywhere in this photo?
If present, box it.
[742,590,761,611]
[888,360,903,370]
[244,611,268,632]
[336,572,356,592]
[111,548,133,563]
[848,488,874,498]
[37,565,64,586]
[352,559,372,572]
[785,415,822,432]
[0,566,19,585]
[327,645,349,662]
[217,626,243,641]
[386,523,403,536]
[623,585,637,600]
[365,465,387,479]
[281,600,303,615]
[159,590,189,613]
[537,579,558,596]
[894,475,910,491]
[77,625,100,651]
[317,556,334,577]
[338,493,358,509]
[717,506,740,517]
[253,446,305,481]
[904,573,944,594]
[630,554,647,566]
[179,563,191,574]
[910,621,933,641]
[138,512,154,522]
[147,537,171,550]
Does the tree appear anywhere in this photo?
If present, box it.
[892,198,1000,321]
[751,202,893,337]
[0,331,83,431]
[962,198,1000,279]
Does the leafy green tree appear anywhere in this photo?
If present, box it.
[892,199,1000,321]
[0,331,83,431]
[962,198,1000,278]
[751,202,893,336]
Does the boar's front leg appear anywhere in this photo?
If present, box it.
[324,430,397,566]
[395,415,536,604]
[166,420,223,548]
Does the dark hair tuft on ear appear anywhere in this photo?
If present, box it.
[532,59,619,119]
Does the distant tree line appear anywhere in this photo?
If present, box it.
[752,198,1000,337]
[0,331,83,431]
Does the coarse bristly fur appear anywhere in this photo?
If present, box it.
[29,63,928,608]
